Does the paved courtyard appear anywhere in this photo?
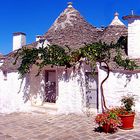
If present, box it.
[0,111,140,140]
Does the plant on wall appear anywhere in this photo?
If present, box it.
[14,44,71,77]
[78,42,111,70]
[14,36,139,111]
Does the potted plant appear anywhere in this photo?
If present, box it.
[118,94,136,130]
[95,111,122,133]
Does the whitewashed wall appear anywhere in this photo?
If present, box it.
[56,67,86,114]
[30,65,98,114]
[0,71,31,114]
[29,66,45,106]
[0,65,95,114]
[98,67,140,113]
[30,65,94,114]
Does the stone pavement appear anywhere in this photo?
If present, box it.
[0,112,140,140]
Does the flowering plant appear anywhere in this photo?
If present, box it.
[109,94,136,115]
[95,110,122,132]
[109,106,128,115]
[120,94,135,114]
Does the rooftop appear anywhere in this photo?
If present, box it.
[44,2,99,49]
[110,12,125,26]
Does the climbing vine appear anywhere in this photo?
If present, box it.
[114,52,138,70]
[14,36,139,78]
[78,42,111,68]
[14,45,71,77]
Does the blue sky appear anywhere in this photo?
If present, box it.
[0,0,140,55]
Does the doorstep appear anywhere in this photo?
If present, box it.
[31,102,57,115]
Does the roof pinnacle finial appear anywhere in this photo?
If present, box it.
[109,12,125,26]
[114,12,119,19]
[67,2,73,8]
[131,9,134,15]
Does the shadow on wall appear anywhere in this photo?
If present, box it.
[57,67,98,114]
[18,74,31,103]
[58,68,70,82]
[57,67,86,114]
[17,66,98,113]
[18,72,45,105]
[85,72,98,109]
[115,71,138,87]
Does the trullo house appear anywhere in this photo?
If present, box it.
[0,2,140,114]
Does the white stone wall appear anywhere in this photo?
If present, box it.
[0,71,31,113]
[128,19,140,58]
[56,67,86,114]
[30,65,98,114]
[98,67,140,112]
[29,66,45,105]
[0,65,95,114]
[28,66,87,114]
[29,66,89,114]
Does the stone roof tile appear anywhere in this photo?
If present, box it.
[44,3,99,50]
[99,25,127,44]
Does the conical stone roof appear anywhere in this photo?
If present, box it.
[44,2,99,49]
[99,12,127,44]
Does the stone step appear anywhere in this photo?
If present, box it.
[31,103,57,115]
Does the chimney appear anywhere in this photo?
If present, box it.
[13,32,26,51]
[36,35,42,41]
[123,14,140,58]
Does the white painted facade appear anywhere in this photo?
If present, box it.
[0,62,99,114]
[1,12,140,114]
[29,65,98,114]
[1,62,140,114]
[97,67,140,113]
[0,71,31,113]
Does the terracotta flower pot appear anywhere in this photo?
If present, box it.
[119,113,135,130]
[102,124,114,133]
